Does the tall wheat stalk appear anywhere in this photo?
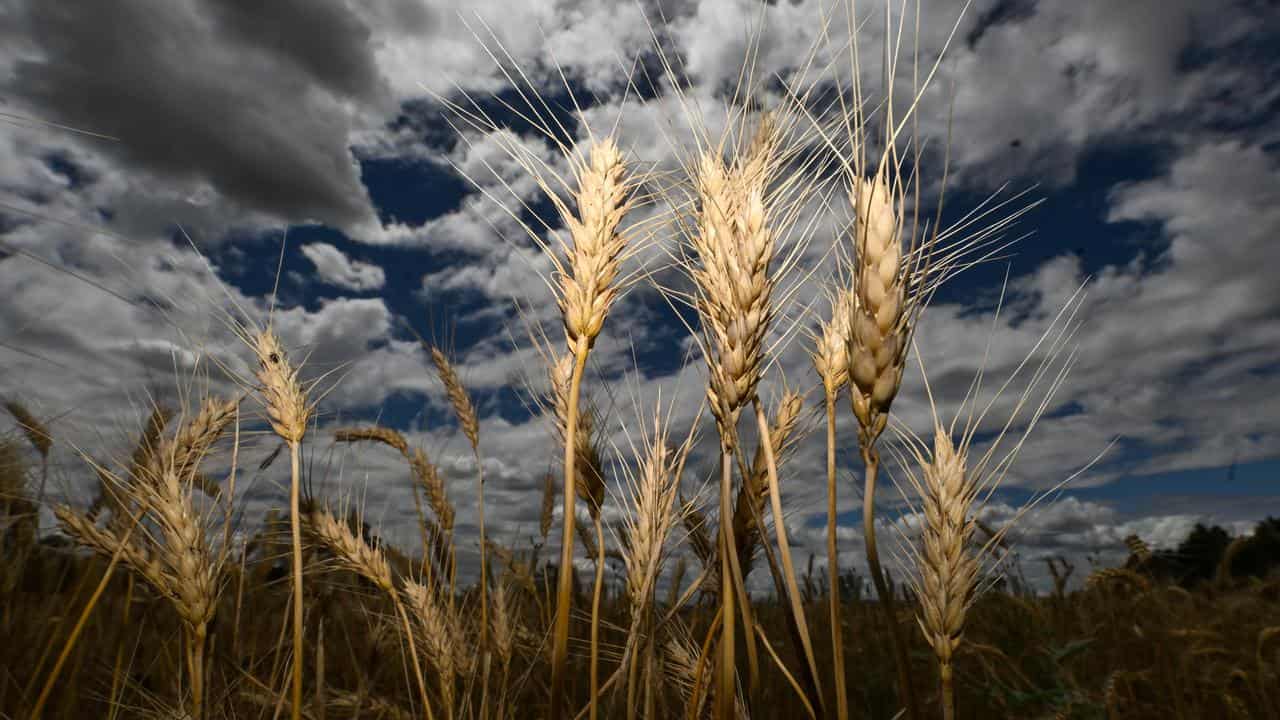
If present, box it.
[684,111,828,717]
[427,343,490,718]
[519,137,637,719]
[812,289,854,720]
[248,329,312,720]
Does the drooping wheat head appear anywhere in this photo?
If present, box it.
[4,400,51,458]
[5,400,51,531]
[243,327,311,720]
[304,504,395,595]
[402,578,459,718]
[335,426,455,537]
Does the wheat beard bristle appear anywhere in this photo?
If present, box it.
[916,427,978,673]
[847,168,908,443]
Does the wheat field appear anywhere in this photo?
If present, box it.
[2,1,1278,719]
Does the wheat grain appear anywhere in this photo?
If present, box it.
[847,168,908,444]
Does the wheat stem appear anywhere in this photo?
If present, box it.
[860,445,918,720]
[288,439,304,720]
[825,389,849,720]
[717,448,736,720]
[188,624,207,720]
[755,401,823,711]
[941,664,956,720]
[589,512,605,720]
[550,336,589,719]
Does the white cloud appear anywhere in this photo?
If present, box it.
[300,242,386,291]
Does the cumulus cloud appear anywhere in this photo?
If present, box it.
[300,242,386,291]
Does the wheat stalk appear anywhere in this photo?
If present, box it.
[304,504,432,718]
[426,343,493,717]
[685,113,785,717]
[616,408,692,718]
[812,287,855,720]
[56,396,236,719]
[547,347,613,719]
[248,328,311,720]
[908,426,977,720]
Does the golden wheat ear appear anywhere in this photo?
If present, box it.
[887,282,1092,720]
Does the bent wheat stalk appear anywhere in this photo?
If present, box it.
[304,505,432,719]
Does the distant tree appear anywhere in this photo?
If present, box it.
[1225,516,1280,579]
[1176,523,1233,584]
[1146,518,1280,588]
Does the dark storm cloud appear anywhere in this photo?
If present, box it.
[206,0,387,102]
[5,0,386,230]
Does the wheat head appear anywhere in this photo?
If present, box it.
[251,329,310,444]
[913,426,979,676]
[556,137,637,352]
[429,345,480,451]
[847,167,908,444]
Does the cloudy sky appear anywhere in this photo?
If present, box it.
[2,0,1277,592]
